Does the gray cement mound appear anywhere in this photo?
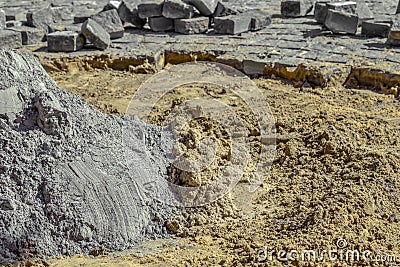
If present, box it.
[0,50,178,264]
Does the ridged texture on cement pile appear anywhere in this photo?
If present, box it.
[0,50,176,264]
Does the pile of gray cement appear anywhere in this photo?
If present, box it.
[0,50,178,264]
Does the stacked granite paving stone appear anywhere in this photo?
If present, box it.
[281,0,400,46]
[0,0,273,52]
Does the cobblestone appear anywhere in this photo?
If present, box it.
[0,0,399,86]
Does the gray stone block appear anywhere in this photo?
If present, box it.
[243,59,267,76]
[26,8,63,32]
[163,0,195,19]
[48,24,82,33]
[356,1,374,25]
[138,0,164,19]
[6,21,24,28]
[148,16,175,31]
[361,21,391,38]
[47,31,85,52]
[0,9,5,30]
[175,17,209,34]
[214,14,251,35]
[327,1,357,14]
[5,11,26,22]
[183,0,218,16]
[103,1,122,11]
[74,15,90,24]
[0,30,22,48]
[248,10,272,31]
[118,1,146,29]
[281,0,313,18]
[314,1,329,24]
[213,2,237,17]
[91,9,124,39]
[388,20,400,46]
[10,26,46,45]
[324,9,358,34]
[81,18,110,50]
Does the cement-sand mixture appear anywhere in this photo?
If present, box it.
[2,49,400,266]
[0,50,181,264]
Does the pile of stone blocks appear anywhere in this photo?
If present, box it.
[133,0,272,35]
[280,0,400,47]
[0,0,273,52]
[53,0,272,52]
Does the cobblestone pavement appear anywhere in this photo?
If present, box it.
[1,0,400,87]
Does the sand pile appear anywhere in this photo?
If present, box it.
[0,50,179,264]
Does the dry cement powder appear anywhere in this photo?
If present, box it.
[0,50,178,264]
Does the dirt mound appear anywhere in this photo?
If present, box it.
[44,69,400,266]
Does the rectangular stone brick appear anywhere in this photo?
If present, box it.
[138,0,164,18]
[6,21,23,28]
[213,2,237,17]
[281,0,313,18]
[118,0,146,29]
[5,11,26,22]
[243,59,268,76]
[356,1,374,25]
[0,9,5,29]
[183,0,218,16]
[248,11,272,31]
[91,9,124,39]
[327,1,357,14]
[81,18,110,50]
[47,31,85,52]
[0,30,22,48]
[163,0,195,19]
[148,16,175,32]
[361,21,391,38]
[26,7,63,32]
[10,26,46,45]
[314,1,329,24]
[74,15,90,24]
[214,15,251,35]
[103,1,122,11]
[48,24,82,33]
[324,9,358,34]
[175,17,209,34]
[387,20,400,46]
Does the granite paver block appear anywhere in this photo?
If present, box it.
[314,1,329,24]
[213,2,237,17]
[281,0,313,18]
[81,18,110,50]
[47,31,85,52]
[183,0,218,16]
[325,9,358,34]
[361,21,391,38]
[248,10,272,31]
[163,0,195,19]
[26,7,63,32]
[138,0,164,18]
[91,9,124,39]
[175,17,209,34]
[0,9,5,29]
[11,26,46,45]
[214,14,251,35]
[0,29,22,48]
[148,16,175,31]
[327,1,357,14]
[118,0,146,29]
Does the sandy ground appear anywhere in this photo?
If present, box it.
[20,65,400,266]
